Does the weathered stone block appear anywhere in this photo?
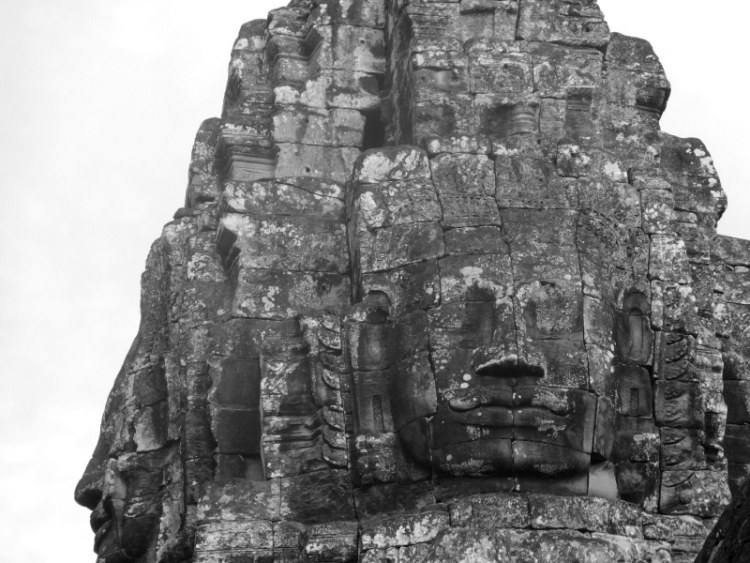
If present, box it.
[528,42,603,98]
[279,470,356,523]
[517,0,609,48]
[273,70,380,110]
[276,143,360,182]
[428,528,660,563]
[360,509,450,549]
[614,417,659,464]
[427,299,515,352]
[273,107,365,147]
[360,260,440,315]
[469,47,533,95]
[233,269,350,319]
[660,470,731,518]
[354,179,441,229]
[211,408,261,455]
[327,0,386,28]
[431,152,498,227]
[582,295,614,351]
[302,521,359,562]
[390,352,438,430]
[354,430,430,486]
[354,482,436,519]
[449,493,530,529]
[356,221,444,273]
[501,207,578,248]
[332,25,385,74]
[187,119,222,205]
[444,226,507,256]
[193,550,273,563]
[655,381,705,430]
[352,369,394,434]
[615,461,660,509]
[579,181,641,227]
[723,424,750,464]
[660,428,707,470]
[403,2,463,53]
[412,50,469,93]
[495,152,576,210]
[346,320,392,373]
[605,68,670,117]
[352,146,431,184]
[133,402,169,452]
[529,494,643,538]
[724,381,750,424]
[195,520,274,551]
[198,480,281,522]
[649,234,691,284]
[438,253,513,304]
[414,91,477,142]
[210,359,261,408]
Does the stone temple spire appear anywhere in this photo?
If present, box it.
[75,1,750,561]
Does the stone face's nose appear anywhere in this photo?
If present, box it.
[75,455,104,511]
[473,354,544,386]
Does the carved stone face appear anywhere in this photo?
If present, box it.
[74,246,193,562]
[378,225,657,487]
[344,144,705,503]
[77,452,170,563]
[347,198,610,492]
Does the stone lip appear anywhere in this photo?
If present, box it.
[93,519,111,553]
[447,384,568,413]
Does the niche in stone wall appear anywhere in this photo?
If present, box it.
[210,357,264,481]
[215,140,277,184]
[348,292,394,436]
[613,363,659,506]
[362,106,386,150]
[635,77,671,117]
[479,102,539,139]
[565,87,595,139]
[224,70,242,106]
[722,346,750,495]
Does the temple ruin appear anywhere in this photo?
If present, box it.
[75,1,750,561]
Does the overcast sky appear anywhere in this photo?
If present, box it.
[0,1,747,561]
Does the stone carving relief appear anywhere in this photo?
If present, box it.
[75,1,750,562]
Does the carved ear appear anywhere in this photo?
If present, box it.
[346,291,395,438]
[615,290,654,366]
[346,291,393,374]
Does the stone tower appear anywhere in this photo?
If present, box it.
[75,1,750,561]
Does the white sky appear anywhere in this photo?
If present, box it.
[0,1,747,561]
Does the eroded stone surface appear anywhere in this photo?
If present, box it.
[75,1,750,562]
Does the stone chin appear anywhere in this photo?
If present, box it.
[428,394,597,478]
[94,515,157,563]
[431,439,592,478]
[84,484,161,563]
[76,448,175,563]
